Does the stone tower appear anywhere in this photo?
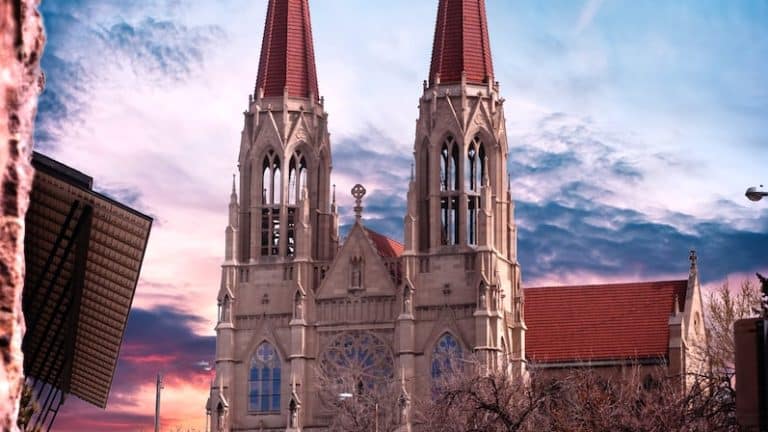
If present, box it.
[208,0,337,430]
[402,0,526,381]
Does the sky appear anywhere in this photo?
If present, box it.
[34,0,767,430]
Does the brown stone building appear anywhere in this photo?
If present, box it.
[206,0,705,430]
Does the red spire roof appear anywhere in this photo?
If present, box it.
[429,0,494,86]
[524,280,688,364]
[255,0,319,100]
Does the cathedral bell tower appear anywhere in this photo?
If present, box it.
[403,0,526,376]
[211,1,337,431]
[238,0,336,265]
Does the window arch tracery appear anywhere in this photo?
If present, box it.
[440,136,460,245]
[431,333,463,387]
[287,152,307,205]
[261,150,281,256]
[466,135,485,245]
[249,342,281,412]
[285,151,307,257]
[320,331,394,389]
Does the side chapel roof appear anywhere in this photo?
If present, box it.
[362,228,404,258]
[524,280,688,364]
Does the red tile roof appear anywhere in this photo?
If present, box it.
[429,0,494,86]
[363,228,405,258]
[255,0,319,99]
[524,280,688,364]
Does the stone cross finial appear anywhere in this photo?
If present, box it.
[689,249,697,270]
[352,184,366,220]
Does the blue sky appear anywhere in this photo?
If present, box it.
[35,0,767,430]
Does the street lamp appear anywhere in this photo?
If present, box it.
[746,185,767,202]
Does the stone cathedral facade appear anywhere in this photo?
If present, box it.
[206,1,706,431]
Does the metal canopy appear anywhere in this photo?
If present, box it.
[23,152,152,426]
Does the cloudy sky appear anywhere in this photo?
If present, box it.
[36,0,767,430]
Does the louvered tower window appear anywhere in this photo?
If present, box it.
[440,136,460,245]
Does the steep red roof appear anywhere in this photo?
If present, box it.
[363,228,404,258]
[429,0,494,86]
[255,0,319,99]
[524,280,688,364]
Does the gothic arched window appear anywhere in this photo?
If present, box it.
[261,151,281,256]
[431,333,462,389]
[249,342,281,412]
[440,136,459,191]
[320,331,394,389]
[262,161,272,205]
[286,152,307,257]
[440,136,460,245]
[219,295,231,323]
[466,136,485,245]
[287,153,307,205]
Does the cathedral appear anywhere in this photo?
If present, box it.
[206,1,705,430]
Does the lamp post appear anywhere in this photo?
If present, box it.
[745,185,767,202]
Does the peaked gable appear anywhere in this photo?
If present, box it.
[316,223,398,299]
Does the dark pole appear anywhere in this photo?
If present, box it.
[759,274,768,431]
[154,373,163,432]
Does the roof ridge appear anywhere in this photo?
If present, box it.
[525,279,687,291]
[363,227,404,247]
[361,227,404,258]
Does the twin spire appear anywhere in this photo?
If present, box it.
[255,0,494,99]
[255,0,319,100]
[429,0,494,86]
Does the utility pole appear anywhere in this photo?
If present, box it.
[154,373,163,432]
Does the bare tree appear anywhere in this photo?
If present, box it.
[315,367,406,432]
[539,365,738,432]
[420,360,739,432]
[416,359,553,432]
[703,279,761,373]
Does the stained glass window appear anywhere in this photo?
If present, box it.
[249,342,281,412]
[320,331,394,388]
[431,333,463,388]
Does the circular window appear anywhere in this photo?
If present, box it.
[320,331,394,387]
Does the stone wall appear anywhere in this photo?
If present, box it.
[0,0,43,429]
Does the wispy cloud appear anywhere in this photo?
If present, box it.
[575,0,605,33]
[36,2,223,149]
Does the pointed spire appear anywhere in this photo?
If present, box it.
[673,293,680,316]
[255,0,320,100]
[331,183,337,212]
[429,0,494,86]
[230,174,237,201]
